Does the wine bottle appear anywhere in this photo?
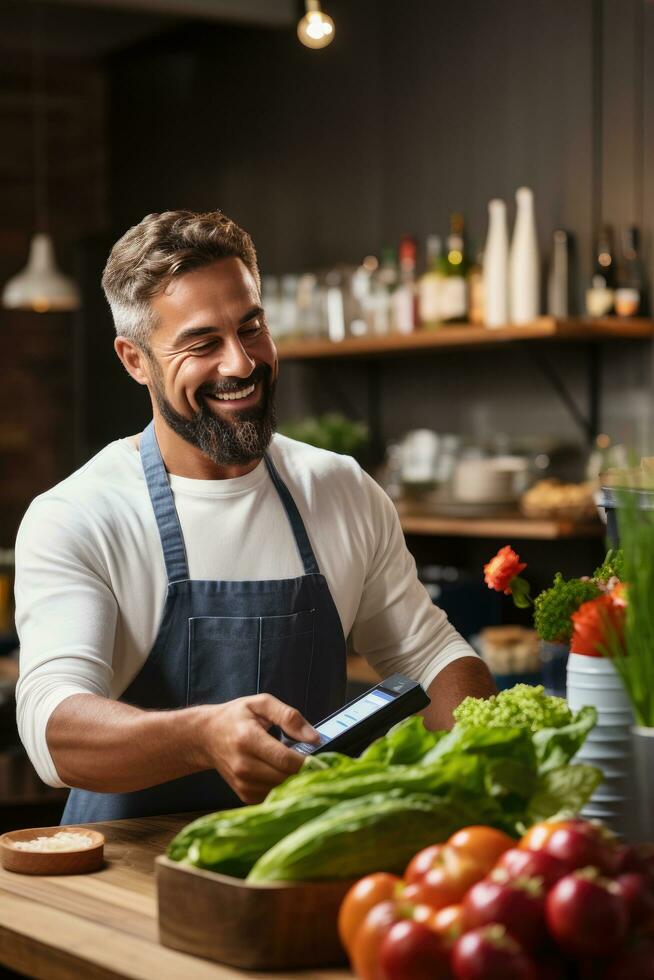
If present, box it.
[417,234,443,329]
[440,213,469,323]
[585,225,615,317]
[615,226,644,317]
[392,235,418,334]
[547,230,570,317]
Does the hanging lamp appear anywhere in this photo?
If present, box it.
[297,0,335,49]
[2,4,80,313]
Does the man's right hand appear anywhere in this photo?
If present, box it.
[194,694,321,804]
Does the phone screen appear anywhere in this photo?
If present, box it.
[315,687,395,743]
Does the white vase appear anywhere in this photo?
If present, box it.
[567,653,637,839]
[483,199,509,328]
[509,187,540,324]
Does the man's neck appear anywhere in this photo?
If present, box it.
[151,416,262,480]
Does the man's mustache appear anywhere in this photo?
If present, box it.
[197,365,270,399]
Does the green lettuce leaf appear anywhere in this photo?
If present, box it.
[531,706,598,774]
[360,715,445,765]
[525,763,603,827]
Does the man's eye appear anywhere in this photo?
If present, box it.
[190,340,218,353]
[240,324,263,338]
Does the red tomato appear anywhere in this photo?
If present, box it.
[404,844,487,910]
[338,873,403,954]
[615,843,654,887]
[615,873,654,933]
[545,868,629,958]
[494,847,569,889]
[539,823,619,875]
[428,904,466,948]
[405,844,446,884]
[378,919,452,980]
[451,924,536,980]
[604,936,654,980]
[448,826,515,872]
[519,820,570,853]
[462,873,547,951]
[350,899,434,980]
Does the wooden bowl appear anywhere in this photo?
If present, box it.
[0,825,105,875]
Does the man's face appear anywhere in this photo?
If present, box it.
[144,257,278,466]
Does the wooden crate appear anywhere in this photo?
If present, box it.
[156,855,353,970]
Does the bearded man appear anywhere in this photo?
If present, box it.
[14,210,494,823]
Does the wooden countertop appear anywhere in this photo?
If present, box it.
[0,813,350,980]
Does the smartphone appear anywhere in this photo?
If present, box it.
[288,673,430,757]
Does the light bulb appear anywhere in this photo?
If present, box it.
[297,0,335,49]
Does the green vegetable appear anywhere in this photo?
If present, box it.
[360,715,445,765]
[278,413,368,457]
[526,764,602,827]
[593,548,625,583]
[533,573,601,642]
[532,705,597,774]
[167,796,334,875]
[453,684,573,733]
[246,791,472,883]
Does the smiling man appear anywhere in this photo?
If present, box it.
[14,210,494,823]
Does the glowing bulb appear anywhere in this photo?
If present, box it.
[297,0,335,49]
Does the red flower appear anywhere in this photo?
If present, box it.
[484,545,527,595]
[570,592,626,657]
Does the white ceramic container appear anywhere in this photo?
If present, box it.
[509,187,540,324]
[483,199,509,328]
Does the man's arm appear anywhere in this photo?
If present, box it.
[47,692,320,804]
[420,655,496,731]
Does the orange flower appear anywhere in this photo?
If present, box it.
[483,545,527,595]
[570,592,626,657]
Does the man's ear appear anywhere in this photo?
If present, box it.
[114,337,151,386]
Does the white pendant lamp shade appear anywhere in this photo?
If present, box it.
[2,233,80,313]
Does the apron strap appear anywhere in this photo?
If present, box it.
[264,453,321,576]
[140,421,190,583]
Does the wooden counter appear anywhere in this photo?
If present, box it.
[0,813,350,980]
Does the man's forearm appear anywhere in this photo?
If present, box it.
[421,656,496,731]
[46,693,208,792]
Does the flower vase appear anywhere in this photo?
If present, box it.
[567,653,637,839]
[631,726,654,842]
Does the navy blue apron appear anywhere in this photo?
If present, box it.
[61,421,346,823]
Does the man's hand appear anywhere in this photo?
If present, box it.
[195,695,321,804]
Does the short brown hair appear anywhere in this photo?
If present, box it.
[102,209,260,347]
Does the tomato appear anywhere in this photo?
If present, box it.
[545,868,629,958]
[451,924,536,980]
[615,873,654,933]
[519,820,570,853]
[404,844,487,910]
[604,936,654,980]
[378,919,452,980]
[338,873,403,954]
[405,844,446,884]
[427,904,466,947]
[615,843,654,887]
[448,826,515,872]
[350,899,434,980]
[493,847,569,890]
[462,872,547,952]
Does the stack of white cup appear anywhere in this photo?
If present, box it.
[566,653,636,839]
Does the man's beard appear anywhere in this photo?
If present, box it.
[149,360,277,466]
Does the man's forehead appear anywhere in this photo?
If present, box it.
[152,257,259,325]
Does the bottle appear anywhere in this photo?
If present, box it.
[547,230,570,317]
[349,255,377,337]
[261,275,281,339]
[483,199,509,328]
[370,247,396,335]
[440,213,469,323]
[509,187,540,324]
[468,251,485,325]
[417,234,443,330]
[392,235,418,334]
[615,226,645,317]
[585,225,615,317]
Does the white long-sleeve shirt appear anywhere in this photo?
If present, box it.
[14,432,477,787]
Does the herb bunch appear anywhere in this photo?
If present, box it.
[533,574,601,644]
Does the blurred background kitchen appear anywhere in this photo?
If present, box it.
[1,0,653,829]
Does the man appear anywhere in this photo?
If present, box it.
[15,210,494,823]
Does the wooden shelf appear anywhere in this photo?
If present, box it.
[276,316,654,360]
[399,510,604,540]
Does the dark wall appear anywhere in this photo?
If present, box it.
[82,0,654,470]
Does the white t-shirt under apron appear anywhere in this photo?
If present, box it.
[14,433,478,787]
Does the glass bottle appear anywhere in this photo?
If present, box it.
[615,226,645,318]
[418,234,444,330]
[439,213,469,323]
[585,225,615,317]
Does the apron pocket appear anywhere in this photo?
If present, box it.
[187,609,316,713]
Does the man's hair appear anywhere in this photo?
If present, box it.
[102,209,261,348]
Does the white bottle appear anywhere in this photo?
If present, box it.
[509,187,540,324]
[483,200,509,328]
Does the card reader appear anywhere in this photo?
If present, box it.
[288,673,430,758]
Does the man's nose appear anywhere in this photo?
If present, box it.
[217,336,255,378]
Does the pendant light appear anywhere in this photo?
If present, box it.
[297,0,335,49]
[2,4,80,313]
